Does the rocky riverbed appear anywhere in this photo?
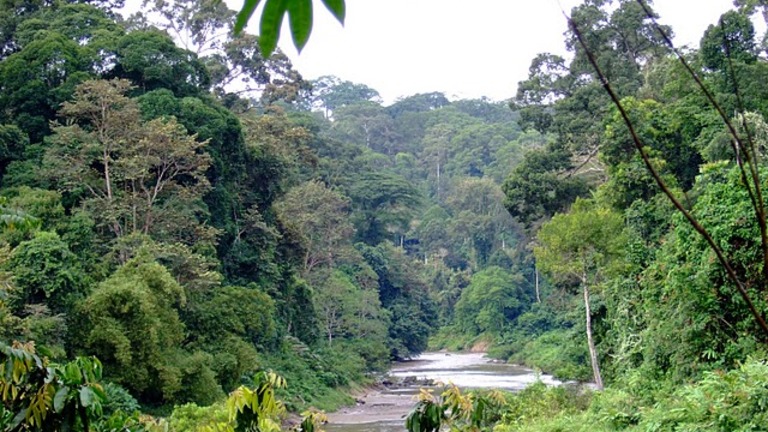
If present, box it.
[324,352,560,432]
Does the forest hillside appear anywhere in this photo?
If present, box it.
[4,0,768,431]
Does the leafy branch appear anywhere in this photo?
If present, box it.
[235,0,345,57]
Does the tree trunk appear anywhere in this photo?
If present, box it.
[582,280,603,390]
[535,264,541,303]
[762,8,768,29]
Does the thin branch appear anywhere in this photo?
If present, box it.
[564,143,600,179]
[723,35,768,281]
[635,3,761,199]
[635,0,768,279]
[568,14,768,339]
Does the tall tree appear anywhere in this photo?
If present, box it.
[274,180,355,277]
[502,145,590,227]
[309,75,381,117]
[446,177,519,269]
[535,199,626,390]
[454,266,526,336]
[43,79,213,248]
[348,171,422,245]
[700,10,757,73]
[140,0,309,104]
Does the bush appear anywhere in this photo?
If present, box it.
[494,358,768,432]
[168,402,228,432]
[508,329,591,381]
[102,382,141,416]
[495,381,593,432]
[637,357,768,430]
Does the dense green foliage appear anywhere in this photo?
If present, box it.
[6,0,768,431]
[479,0,768,430]
[0,0,539,429]
[404,0,768,430]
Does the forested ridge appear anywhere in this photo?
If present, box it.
[0,0,536,428]
[4,0,768,431]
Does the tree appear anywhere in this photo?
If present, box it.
[701,10,757,72]
[0,31,92,142]
[79,255,218,404]
[502,145,590,227]
[0,124,27,177]
[140,0,310,104]
[145,0,236,55]
[419,123,460,200]
[513,53,573,133]
[274,180,355,277]
[44,79,213,247]
[309,75,381,117]
[454,266,526,336]
[348,171,421,245]
[535,198,626,390]
[7,231,86,315]
[107,29,211,98]
[331,101,397,153]
[446,177,519,269]
[735,0,768,27]
[569,1,768,341]
[359,242,436,358]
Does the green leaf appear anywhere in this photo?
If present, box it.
[235,0,263,34]
[79,386,94,408]
[11,408,27,429]
[4,357,13,381]
[287,0,313,52]
[259,0,288,58]
[54,387,70,413]
[91,385,107,401]
[65,363,82,383]
[321,0,345,24]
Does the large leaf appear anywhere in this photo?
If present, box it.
[236,0,346,57]
[235,0,263,34]
[54,387,69,413]
[259,0,288,57]
[64,363,82,383]
[288,0,313,52]
[11,408,27,429]
[321,0,345,24]
[79,386,95,408]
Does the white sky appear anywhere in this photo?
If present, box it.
[227,0,737,104]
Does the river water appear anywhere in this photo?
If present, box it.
[324,352,560,432]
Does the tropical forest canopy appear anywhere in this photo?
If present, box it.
[3,0,768,431]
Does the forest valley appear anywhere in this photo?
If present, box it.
[2,0,768,430]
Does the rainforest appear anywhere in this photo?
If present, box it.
[3,0,768,431]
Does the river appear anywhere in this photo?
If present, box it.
[324,352,560,432]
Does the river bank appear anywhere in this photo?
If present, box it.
[324,352,560,432]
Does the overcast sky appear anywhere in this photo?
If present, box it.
[225,0,738,104]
